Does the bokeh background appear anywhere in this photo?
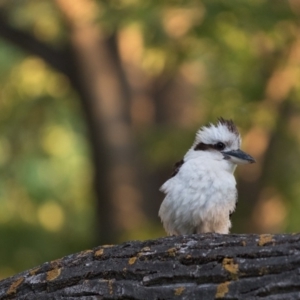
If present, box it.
[0,0,300,279]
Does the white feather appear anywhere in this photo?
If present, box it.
[159,120,245,235]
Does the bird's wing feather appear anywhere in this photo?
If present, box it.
[171,159,184,177]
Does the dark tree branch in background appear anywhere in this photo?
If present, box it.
[0,11,72,77]
[0,234,300,299]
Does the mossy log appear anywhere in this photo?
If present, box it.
[0,233,300,299]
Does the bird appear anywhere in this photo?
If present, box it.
[159,118,255,235]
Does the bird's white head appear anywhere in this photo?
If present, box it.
[187,118,255,171]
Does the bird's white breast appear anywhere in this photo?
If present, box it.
[159,155,237,235]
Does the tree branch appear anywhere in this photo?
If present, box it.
[0,11,71,76]
[0,233,299,299]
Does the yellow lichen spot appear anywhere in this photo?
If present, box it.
[167,247,177,257]
[259,266,268,276]
[108,280,113,295]
[215,281,230,298]
[95,248,104,257]
[46,267,61,281]
[258,234,274,246]
[174,286,185,296]
[51,258,62,265]
[48,259,62,270]
[7,277,24,295]
[102,244,114,248]
[141,246,151,252]
[78,249,93,257]
[29,267,40,276]
[222,258,239,280]
[128,256,138,265]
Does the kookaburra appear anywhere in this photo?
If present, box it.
[159,118,255,235]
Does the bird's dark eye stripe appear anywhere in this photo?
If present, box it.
[194,142,226,151]
[194,142,212,151]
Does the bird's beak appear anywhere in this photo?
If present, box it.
[221,149,255,164]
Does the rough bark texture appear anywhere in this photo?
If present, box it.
[1,233,300,299]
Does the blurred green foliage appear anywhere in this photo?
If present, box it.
[0,51,94,278]
[0,0,300,279]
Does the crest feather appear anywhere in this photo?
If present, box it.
[217,118,239,135]
[195,117,241,147]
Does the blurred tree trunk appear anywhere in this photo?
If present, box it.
[0,0,192,244]
[0,0,150,244]
[53,0,147,244]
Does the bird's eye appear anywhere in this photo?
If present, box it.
[214,142,225,151]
